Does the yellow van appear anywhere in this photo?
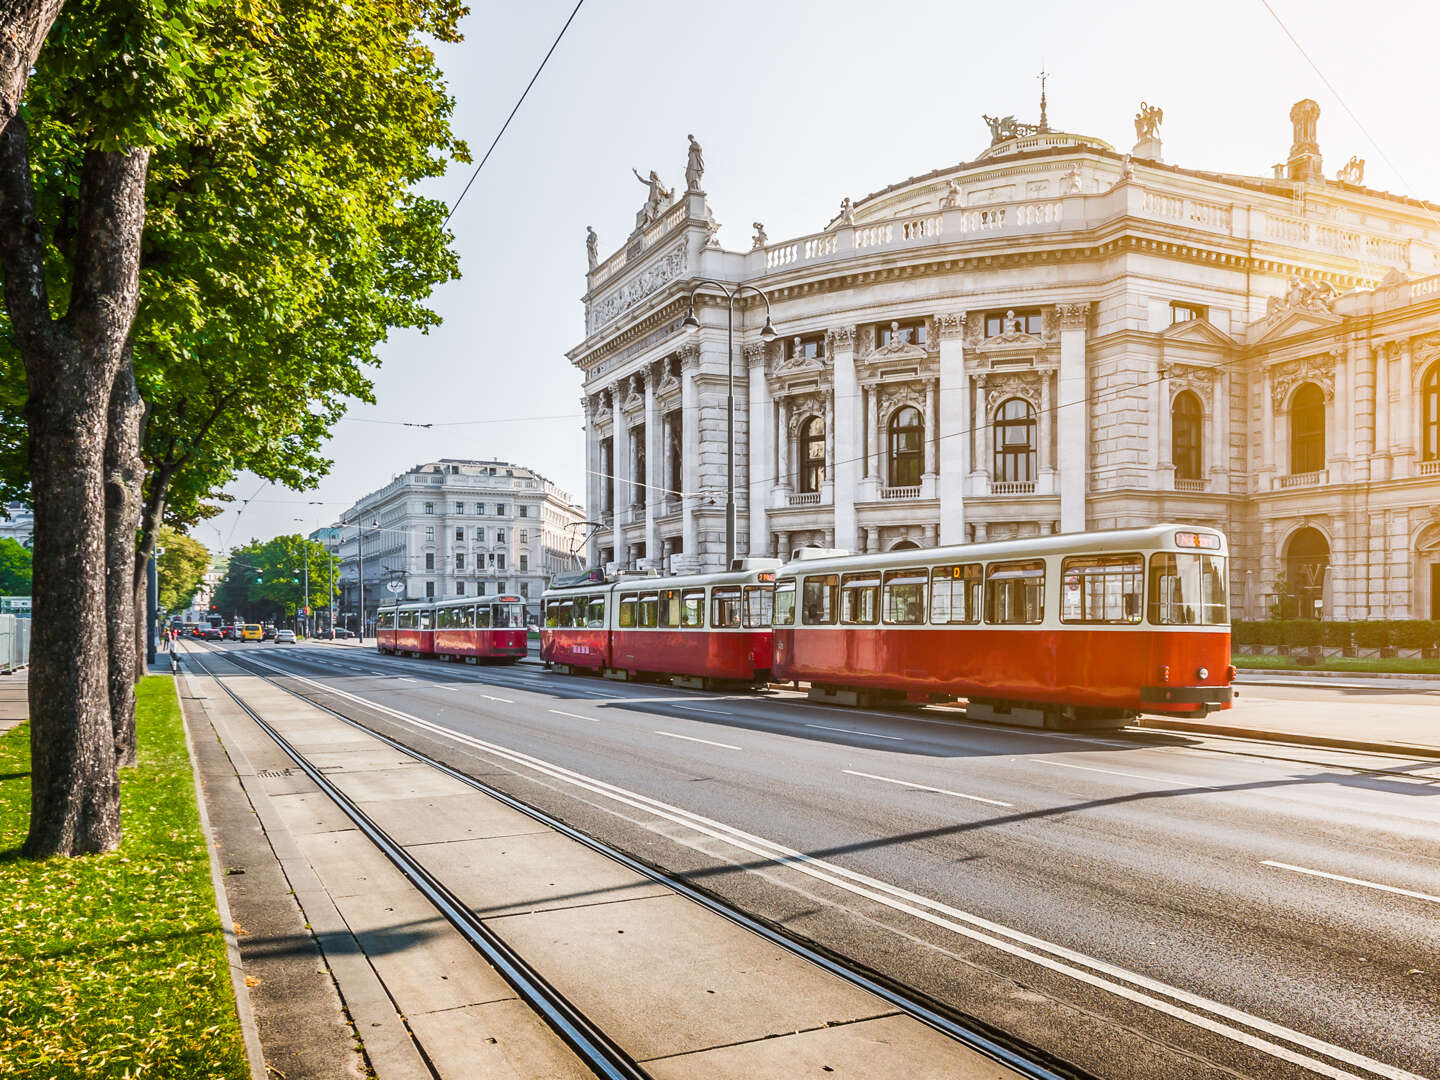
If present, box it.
[241,624,263,641]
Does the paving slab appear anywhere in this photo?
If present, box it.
[270,789,362,837]
[297,828,421,902]
[362,791,551,846]
[406,999,595,1080]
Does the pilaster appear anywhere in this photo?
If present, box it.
[830,325,858,553]
[1056,302,1089,531]
[746,341,772,557]
[610,386,626,565]
[1374,343,1391,480]
[680,344,700,560]
[644,372,660,562]
[936,311,968,545]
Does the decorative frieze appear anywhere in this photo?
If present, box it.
[1269,353,1336,407]
[936,311,967,340]
[1054,302,1090,330]
[586,242,688,334]
[984,370,1043,413]
[742,341,769,370]
[827,324,857,351]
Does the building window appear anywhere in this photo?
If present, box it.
[496,529,505,544]
[519,582,528,597]
[455,527,464,542]
[786,334,825,361]
[475,527,484,542]
[1171,301,1206,323]
[600,437,614,512]
[993,398,1036,483]
[497,553,506,570]
[456,553,465,569]
[633,425,646,509]
[519,505,528,518]
[496,580,506,593]
[1172,391,1203,480]
[1289,382,1325,474]
[983,308,1042,338]
[875,319,927,347]
[425,525,435,542]
[888,407,923,487]
[424,501,434,515]
[496,503,507,516]
[457,582,465,595]
[477,503,486,515]
[425,581,435,598]
[519,530,528,544]
[455,501,465,514]
[519,554,528,571]
[800,416,825,492]
[665,411,683,498]
[425,553,435,570]
[1423,362,1439,462]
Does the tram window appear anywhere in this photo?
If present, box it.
[419,609,433,630]
[638,593,659,629]
[476,604,491,628]
[930,564,982,624]
[465,606,478,629]
[658,589,682,628]
[585,596,606,628]
[712,587,742,628]
[882,570,927,625]
[1061,555,1143,624]
[557,602,573,628]
[841,574,880,625]
[744,585,774,627]
[802,575,839,624]
[985,560,1046,624]
[399,611,414,630]
[1148,553,1228,626]
[773,580,796,625]
[545,601,560,628]
[618,596,637,628]
[682,590,706,628]
[440,607,456,629]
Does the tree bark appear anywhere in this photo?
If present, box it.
[0,0,63,138]
[0,116,150,857]
[104,359,143,768]
[132,456,169,686]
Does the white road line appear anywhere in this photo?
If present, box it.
[654,730,741,750]
[548,709,597,722]
[480,694,514,703]
[1034,759,1179,783]
[805,722,904,742]
[670,703,733,716]
[239,659,1424,1080]
[1261,861,1440,905]
[842,769,1013,808]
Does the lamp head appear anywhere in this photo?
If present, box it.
[681,305,701,334]
[759,316,777,342]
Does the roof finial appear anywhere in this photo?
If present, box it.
[1037,65,1050,132]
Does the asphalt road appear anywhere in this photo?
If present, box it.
[206,641,1440,1080]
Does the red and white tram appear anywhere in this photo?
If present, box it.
[376,594,528,662]
[771,525,1233,726]
[541,561,779,686]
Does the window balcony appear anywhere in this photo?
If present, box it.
[1278,469,1326,489]
[787,491,823,507]
[990,481,1036,496]
[1420,460,1440,477]
[880,485,923,500]
[1174,478,1209,492]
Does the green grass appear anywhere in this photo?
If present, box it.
[0,676,249,1079]
[1233,654,1440,675]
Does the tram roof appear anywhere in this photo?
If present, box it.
[382,593,526,610]
[543,560,782,596]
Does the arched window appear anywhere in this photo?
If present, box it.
[1172,391,1203,480]
[888,406,923,487]
[993,398,1036,483]
[800,416,825,493]
[890,539,920,551]
[1284,526,1330,619]
[1423,362,1440,463]
[1289,382,1325,474]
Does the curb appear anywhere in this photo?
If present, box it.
[1134,717,1440,760]
[175,671,269,1080]
[1236,667,1440,684]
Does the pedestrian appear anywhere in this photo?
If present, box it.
[168,628,180,672]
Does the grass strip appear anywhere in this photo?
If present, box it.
[1232,654,1440,675]
[0,675,249,1079]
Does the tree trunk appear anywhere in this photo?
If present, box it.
[0,0,64,138]
[133,460,171,684]
[0,117,150,857]
[104,360,143,768]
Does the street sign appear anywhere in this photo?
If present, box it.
[385,581,404,594]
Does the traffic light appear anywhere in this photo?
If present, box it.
[256,574,264,583]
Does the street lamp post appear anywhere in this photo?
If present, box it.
[346,517,379,642]
[682,280,777,569]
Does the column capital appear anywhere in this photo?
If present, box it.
[826,324,857,351]
[1054,302,1090,330]
[678,342,701,369]
[935,311,967,340]
[743,340,769,369]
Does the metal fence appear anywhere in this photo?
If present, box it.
[0,613,30,673]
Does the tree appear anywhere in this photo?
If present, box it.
[211,535,336,623]
[0,535,30,592]
[155,526,207,613]
[0,0,65,138]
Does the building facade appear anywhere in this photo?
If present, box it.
[336,459,586,628]
[569,100,1440,619]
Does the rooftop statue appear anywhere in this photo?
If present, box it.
[838,197,855,225]
[631,167,674,230]
[940,179,961,208]
[1134,101,1163,141]
[751,222,768,250]
[586,225,598,270]
[1337,155,1365,186]
[685,134,705,194]
[983,112,1041,145]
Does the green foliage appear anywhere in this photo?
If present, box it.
[156,527,210,612]
[211,534,336,620]
[1351,621,1392,650]
[1231,654,1440,675]
[1282,620,1323,648]
[0,539,31,595]
[1391,620,1440,651]
[1320,620,1354,649]
[0,677,248,1078]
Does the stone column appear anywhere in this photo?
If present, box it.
[746,342,771,561]
[1396,338,1415,475]
[936,312,968,545]
[1211,372,1230,494]
[610,384,626,563]
[1156,363,1174,488]
[775,530,789,561]
[863,387,877,478]
[1038,368,1055,487]
[976,374,992,486]
[776,397,791,497]
[681,345,700,560]
[1333,347,1351,481]
[644,372,660,563]
[582,394,599,567]
[1374,343,1390,480]
[1056,303,1089,531]
[661,397,675,505]
[1261,366,1275,484]
[823,385,835,503]
[1353,339,1374,485]
[830,326,858,552]
[923,379,938,479]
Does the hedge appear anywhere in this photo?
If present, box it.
[1229,619,1440,651]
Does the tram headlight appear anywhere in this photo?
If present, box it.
[1196,667,1209,680]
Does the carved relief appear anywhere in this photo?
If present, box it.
[876,382,929,421]
[935,311,966,340]
[677,343,701,370]
[586,242,688,333]
[1270,354,1336,408]
[827,325,857,352]
[868,321,931,362]
[1054,302,1090,330]
[742,341,769,370]
[784,392,827,436]
[1166,362,1217,404]
[984,371,1043,415]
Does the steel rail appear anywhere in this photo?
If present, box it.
[194,643,1090,1080]
[183,649,649,1080]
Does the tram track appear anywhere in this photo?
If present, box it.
[184,642,1087,1080]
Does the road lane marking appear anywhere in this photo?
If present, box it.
[654,731,741,750]
[548,709,597,722]
[238,657,1423,1080]
[1034,759,1180,783]
[806,723,904,742]
[1261,861,1440,905]
[842,769,1013,808]
[480,694,514,703]
[670,703,733,716]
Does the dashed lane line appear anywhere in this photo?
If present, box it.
[1261,861,1440,905]
[654,730,741,751]
[842,769,1013,808]
[806,722,904,742]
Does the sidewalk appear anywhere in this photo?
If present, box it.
[0,671,26,737]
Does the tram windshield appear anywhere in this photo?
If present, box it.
[744,585,773,627]
[492,601,526,628]
[1148,553,1228,626]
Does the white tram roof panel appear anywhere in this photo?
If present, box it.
[774,524,1227,578]
[544,559,782,596]
[386,594,526,610]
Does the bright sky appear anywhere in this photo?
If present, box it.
[202,0,1440,555]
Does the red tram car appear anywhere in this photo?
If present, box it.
[376,594,528,662]
[772,525,1233,726]
[541,561,780,686]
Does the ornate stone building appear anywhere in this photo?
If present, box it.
[568,101,1440,619]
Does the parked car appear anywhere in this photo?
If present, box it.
[198,626,222,641]
[262,626,276,640]
[274,629,296,644]
[242,624,263,641]
[331,627,355,639]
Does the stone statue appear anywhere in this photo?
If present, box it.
[1122,154,1135,180]
[838,197,855,226]
[983,114,1016,144]
[631,167,674,230]
[1062,165,1082,194]
[702,211,722,249]
[751,221,768,250]
[940,179,961,208]
[1134,101,1163,141]
[1002,310,1020,335]
[685,134,704,193]
[1337,155,1365,185]
[585,225,598,270]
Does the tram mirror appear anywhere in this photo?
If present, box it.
[1123,593,1141,619]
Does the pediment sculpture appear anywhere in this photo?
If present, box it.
[1270,353,1337,408]
[983,310,1043,346]
[868,322,931,361]
[1265,276,1338,323]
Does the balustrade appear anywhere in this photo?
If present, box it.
[1418,460,1440,477]
[879,485,922,500]
[1278,470,1325,489]
[766,243,798,269]
[787,491,822,507]
[989,481,1036,496]
[855,223,894,249]
[1174,478,1209,492]
[804,234,838,259]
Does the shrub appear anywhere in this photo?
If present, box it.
[1352,621,1391,649]
[1320,620,1354,649]
[1391,620,1440,650]
[1283,620,1323,647]
[1231,620,1259,645]
[1253,619,1286,646]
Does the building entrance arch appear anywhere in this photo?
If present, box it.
[1284,526,1330,618]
